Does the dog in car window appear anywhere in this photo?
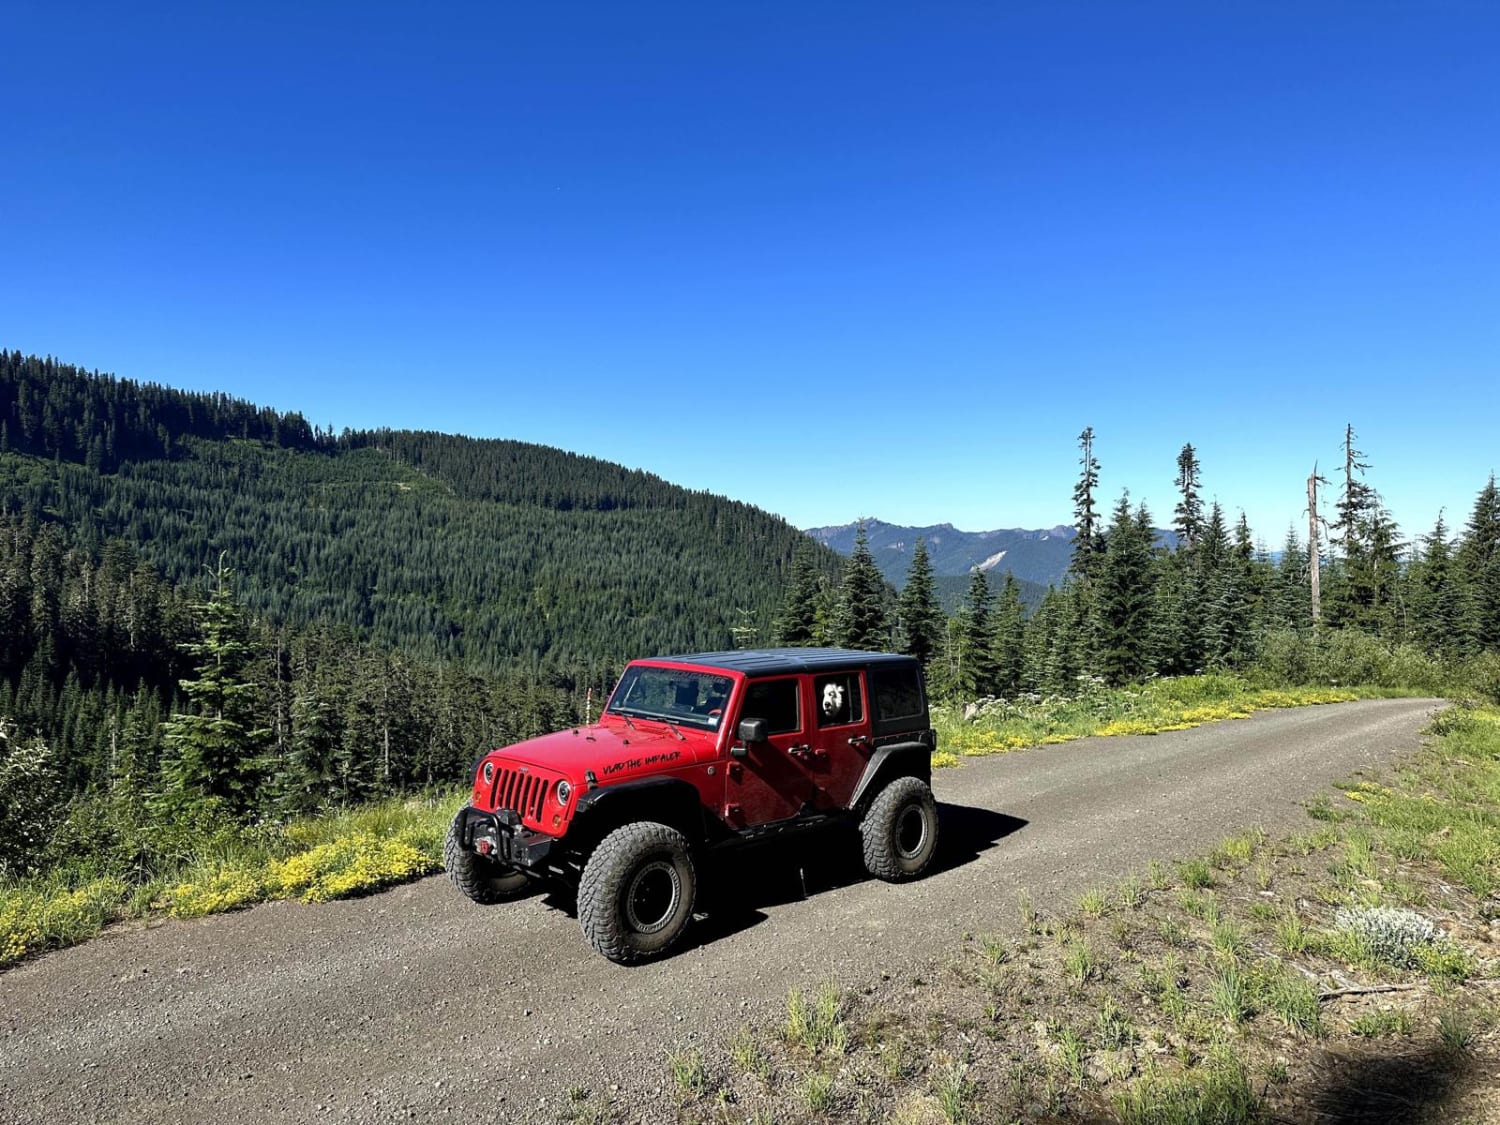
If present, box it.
[821,681,848,724]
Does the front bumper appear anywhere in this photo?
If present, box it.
[452,806,558,870]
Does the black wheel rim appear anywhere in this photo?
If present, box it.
[625,859,680,933]
[895,805,928,860]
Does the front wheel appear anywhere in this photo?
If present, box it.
[445,823,531,904]
[860,776,939,881]
[577,822,696,964]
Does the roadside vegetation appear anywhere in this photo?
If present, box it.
[652,704,1500,1124]
[0,788,458,967]
[931,673,1365,765]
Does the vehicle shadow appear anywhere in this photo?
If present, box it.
[680,803,1028,954]
[536,803,1027,961]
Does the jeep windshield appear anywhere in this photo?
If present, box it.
[605,666,734,731]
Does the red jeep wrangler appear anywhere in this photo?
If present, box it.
[446,648,939,963]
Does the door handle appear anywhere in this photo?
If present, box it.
[848,735,871,748]
[788,744,811,759]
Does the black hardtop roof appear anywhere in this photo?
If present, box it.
[646,648,919,677]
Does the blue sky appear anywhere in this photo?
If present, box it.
[3,2,1497,544]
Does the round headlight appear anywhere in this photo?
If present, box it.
[481,761,495,784]
[555,779,573,806]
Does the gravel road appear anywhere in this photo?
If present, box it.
[0,698,1441,1124]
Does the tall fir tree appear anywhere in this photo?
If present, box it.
[990,574,1027,697]
[896,538,942,666]
[1458,475,1500,650]
[1095,495,1157,685]
[1270,528,1310,631]
[773,543,822,646]
[160,561,269,816]
[1411,514,1463,655]
[955,568,997,699]
[834,524,888,651]
[1069,427,1103,582]
[1173,443,1204,547]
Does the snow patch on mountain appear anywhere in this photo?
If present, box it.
[977,550,1008,571]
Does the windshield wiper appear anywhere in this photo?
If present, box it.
[663,718,686,741]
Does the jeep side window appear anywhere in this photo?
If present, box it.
[813,672,863,728]
[871,666,923,721]
[741,678,800,735]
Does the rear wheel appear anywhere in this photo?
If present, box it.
[577,821,696,964]
[860,776,939,881]
[444,823,531,904]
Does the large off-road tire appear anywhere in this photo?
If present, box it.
[860,776,939,882]
[444,823,531,904]
[577,821,696,964]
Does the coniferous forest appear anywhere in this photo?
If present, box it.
[3,351,1499,886]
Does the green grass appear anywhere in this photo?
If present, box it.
[932,673,1376,761]
[1116,1051,1262,1125]
[1208,963,1254,1026]
[1064,943,1100,984]
[1262,967,1323,1037]
[668,1048,707,1096]
[1349,1009,1414,1038]
[935,1060,977,1123]
[801,1070,835,1113]
[1078,887,1112,917]
[1,788,460,968]
[783,981,848,1056]
[1178,860,1216,890]
[1338,706,1500,899]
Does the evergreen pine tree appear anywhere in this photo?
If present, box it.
[955,569,997,699]
[773,544,821,646]
[1173,443,1203,547]
[1095,495,1157,685]
[896,538,942,666]
[1411,514,1463,654]
[1458,475,1500,650]
[160,560,268,816]
[1270,528,1310,631]
[834,524,888,650]
[1069,427,1103,582]
[990,574,1027,697]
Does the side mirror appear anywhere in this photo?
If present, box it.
[738,718,767,744]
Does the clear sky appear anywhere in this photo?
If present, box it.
[3,2,1497,545]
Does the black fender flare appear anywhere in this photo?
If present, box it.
[850,741,933,814]
[567,777,711,855]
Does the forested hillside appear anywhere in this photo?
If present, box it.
[0,351,836,672]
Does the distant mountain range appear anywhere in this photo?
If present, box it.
[806,518,1180,611]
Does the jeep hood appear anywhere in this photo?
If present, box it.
[481,719,719,781]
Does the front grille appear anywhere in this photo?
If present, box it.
[489,765,552,823]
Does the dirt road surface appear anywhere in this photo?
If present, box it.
[0,698,1441,1123]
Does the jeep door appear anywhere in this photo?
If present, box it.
[724,675,813,827]
[804,668,873,808]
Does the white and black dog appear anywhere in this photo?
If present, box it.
[821,681,848,724]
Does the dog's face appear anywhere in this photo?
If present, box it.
[821,682,845,718]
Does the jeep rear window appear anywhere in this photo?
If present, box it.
[814,672,863,727]
[607,666,734,730]
[871,666,924,721]
[741,678,801,735]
